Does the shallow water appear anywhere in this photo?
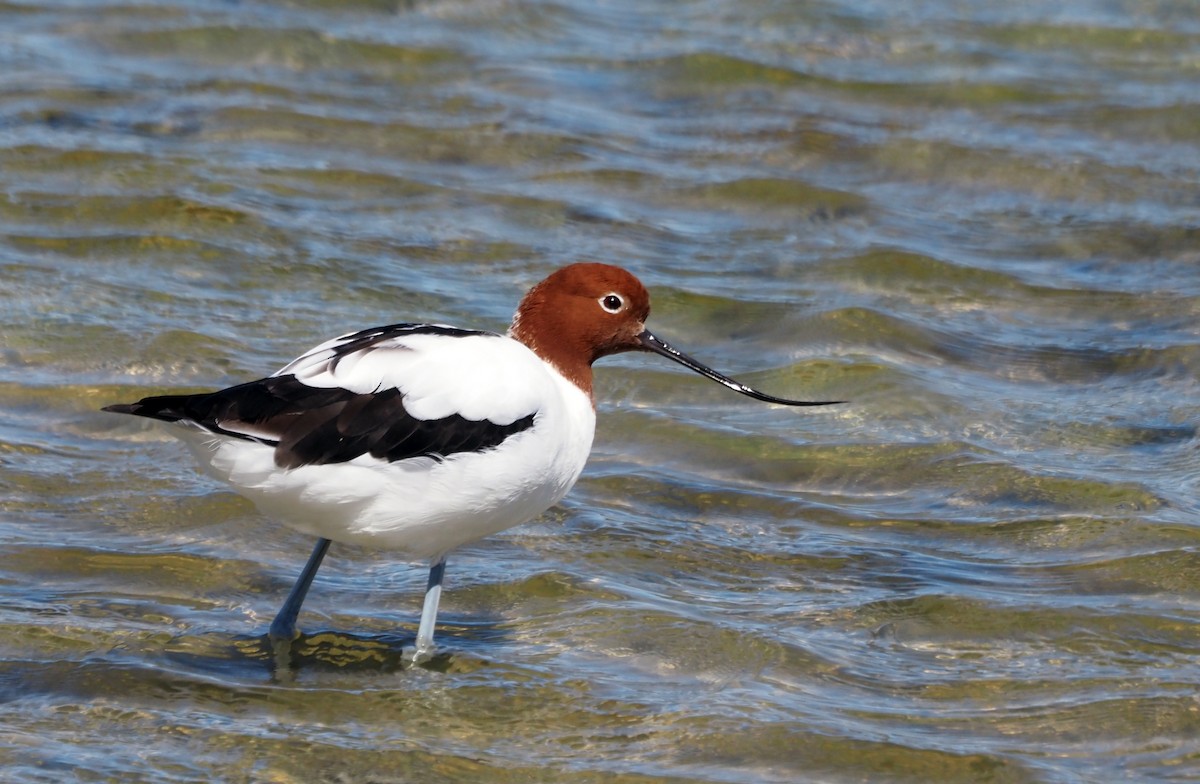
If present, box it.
[2,0,1200,782]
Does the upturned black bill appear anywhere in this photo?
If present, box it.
[636,330,842,407]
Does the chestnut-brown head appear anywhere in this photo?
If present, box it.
[510,263,842,407]
[509,263,652,396]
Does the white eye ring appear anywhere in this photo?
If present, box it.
[599,293,624,313]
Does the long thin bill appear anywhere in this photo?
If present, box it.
[637,330,842,407]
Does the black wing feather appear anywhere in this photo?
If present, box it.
[104,374,536,469]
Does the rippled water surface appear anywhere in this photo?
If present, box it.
[3,1,1200,781]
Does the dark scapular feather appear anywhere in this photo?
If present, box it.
[104,375,536,469]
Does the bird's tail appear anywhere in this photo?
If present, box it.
[102,394,207,424]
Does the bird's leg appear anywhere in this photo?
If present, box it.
[405,556,447,665]
[268,537,331,644]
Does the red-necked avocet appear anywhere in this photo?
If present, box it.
[104,263,839,663]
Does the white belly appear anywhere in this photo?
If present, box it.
[172,368,595,561]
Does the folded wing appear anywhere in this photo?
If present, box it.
[104,324,541,469]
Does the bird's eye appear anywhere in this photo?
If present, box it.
[599,294,623,313]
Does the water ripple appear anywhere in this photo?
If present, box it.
[2,0,1199,781]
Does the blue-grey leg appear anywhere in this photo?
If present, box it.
[269,537,331,643]
[407,557,447,663]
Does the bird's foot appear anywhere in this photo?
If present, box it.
[401,640,437,667]
[268,618,299,647]
[267,625,301,681]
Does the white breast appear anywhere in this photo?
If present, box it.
[171,333,596,561]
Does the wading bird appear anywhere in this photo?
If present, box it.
[104,263,838,663]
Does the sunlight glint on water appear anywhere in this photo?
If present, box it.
[1,1,1199,782]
